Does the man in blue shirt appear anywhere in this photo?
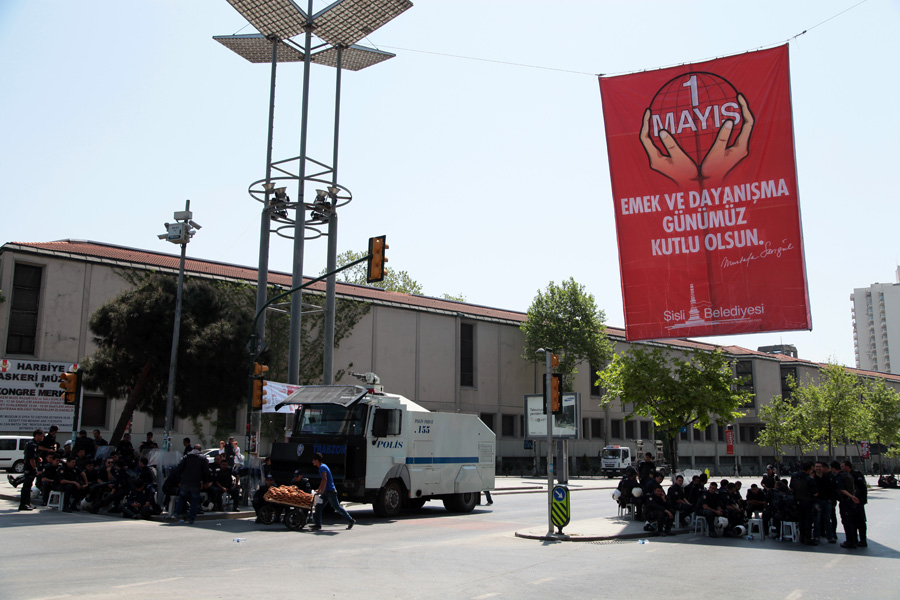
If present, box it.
[311,453,356,531]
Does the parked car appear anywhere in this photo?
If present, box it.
[0,436,32,473]
[202,448,221,463]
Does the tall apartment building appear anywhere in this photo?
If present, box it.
[851,268,900,373]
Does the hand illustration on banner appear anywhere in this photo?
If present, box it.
[699,94,754,185]
[640,108,699,185]
[640,93,754,187]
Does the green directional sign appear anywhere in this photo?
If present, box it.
[551,485,570,530]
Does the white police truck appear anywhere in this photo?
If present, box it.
[268,384,496,517]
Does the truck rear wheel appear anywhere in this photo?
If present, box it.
[442,492,477,513]
[373,481,403,517]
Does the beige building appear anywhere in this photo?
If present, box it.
[3,239,898,475]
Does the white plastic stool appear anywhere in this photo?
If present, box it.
[167,496,178,515]
[618,502,634,519]
[748,518,765,539]
[693,516,708,536]
[781,521,799,542]
[46,490,65,511]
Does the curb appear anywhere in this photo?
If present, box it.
[515,526,691,543]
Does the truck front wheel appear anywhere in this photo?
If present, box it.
[442,492,477,513]
[374,481,403,517]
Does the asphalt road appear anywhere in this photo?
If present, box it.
[2,483,898,599]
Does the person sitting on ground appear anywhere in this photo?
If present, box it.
[667,474,693,524]
[289,469,313,493]
[39,425,60,458]
[642,471,664,498]
[121,479,161,519]
[92,429,108,448]
[645,486,675,536]
[745,483,767,519]
[73,429,96,459]
[683,474,703,508]
[137,456,156,491]
[253,473,283,524]
[89,458,130,514]
[617,468,643,519]
[761,464,778,490]
[58,457,87,512]
[117,433,136,468]
[209,458,241,512]
[39,454,62,505]
[637,452,655,484]
[699,481,724,537]
[139,432,159,454]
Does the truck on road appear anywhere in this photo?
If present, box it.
[599,439,669,478]
[269,383,495,517]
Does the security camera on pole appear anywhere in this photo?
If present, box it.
[157,200,201,453]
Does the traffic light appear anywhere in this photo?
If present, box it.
[367,235,388,283]
[59,371,80,405]
[543,373,563,415]
[551,373,562,414]
[252,363,269,409]
[551,354,559,368]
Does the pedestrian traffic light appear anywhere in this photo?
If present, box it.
[551,354,559,368]
[367,235,388,283]
[59,371,80,405]
[252,363,269,409]
[551,373,562,414]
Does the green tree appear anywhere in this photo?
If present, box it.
[521,278,613,389]
[862,377,900,461]
[598,345,751,472]
[82,273,254,445]
[329,250,423,295]
[756,394,800,469]
[791,362,865,458]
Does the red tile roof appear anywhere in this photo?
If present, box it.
[7,239,885,378]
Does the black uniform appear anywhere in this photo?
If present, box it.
[667,483,693,521]
[645,492,674,534]
[851,469,868,546]
[19,439,41,509]
[790,471,817,544]
[699,489,722,534]
[617,476,643,518]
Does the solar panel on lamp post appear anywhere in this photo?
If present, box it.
[223,0,412,387]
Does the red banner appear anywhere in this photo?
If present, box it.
[599,45,811,340]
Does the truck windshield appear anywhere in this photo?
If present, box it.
[296,403,366,436]
[601,448,621,459]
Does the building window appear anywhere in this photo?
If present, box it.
[480,413,495,432]
[590,363,604,397]
[80,395,108,428]
[5,263,43,355]
[590,418,604,439]
[717,425,725,441]
[680,427,689,441]
[460,322,475,388]
[640,421,650,440]
[625,420,635,439]
[501,414,516,438]
[152,413,166,430]
[735,360,755,404]
[780,365,797,400]
[705,425,713,442]
[611,419,622,439]
[693,427,702,442]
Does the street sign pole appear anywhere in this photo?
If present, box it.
[543,349,554,536]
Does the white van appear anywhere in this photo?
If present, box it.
[0,436,32,473]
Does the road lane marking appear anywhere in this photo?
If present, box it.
[114,577,184,589]
[528,578,554,585]
[472,594,499,599]
[785,590,803,600]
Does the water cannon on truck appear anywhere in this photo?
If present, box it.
[269,383,495,517]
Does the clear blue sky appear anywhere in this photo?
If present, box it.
[1,0,897,368]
